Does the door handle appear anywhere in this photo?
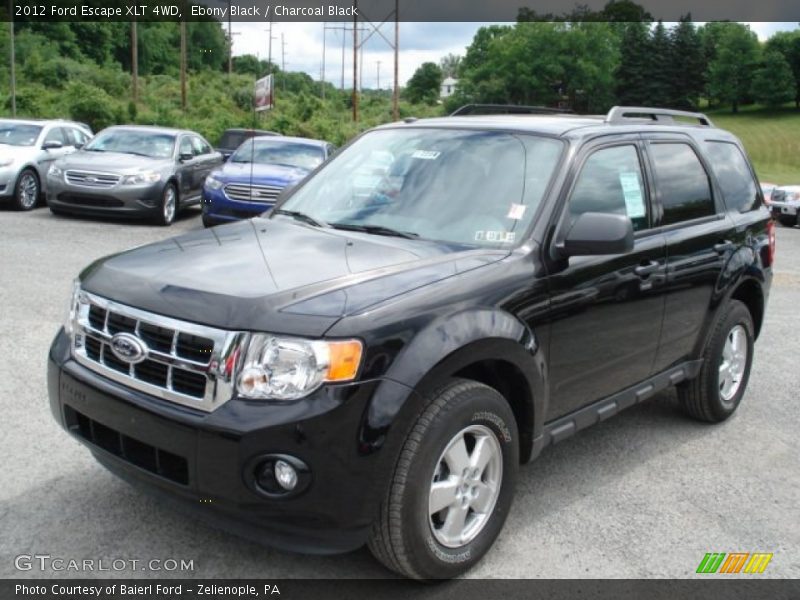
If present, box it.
[634,261,660,278]
[714,241,735,254]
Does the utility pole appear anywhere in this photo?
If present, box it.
[180,20,187,110]
[393,6,399,121]
[9,0,16,117]
[131,20,138,104]
[227,0,233,75]
[352,2,358,121]
[281,32,288,91]
[266,18,275,72]
[321,23,326,99]
[376,60,381,90]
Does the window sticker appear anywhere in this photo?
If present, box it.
[411,150,441,160]
[475,231,516,243]
[619,172,646,219]
[507,203,527,220]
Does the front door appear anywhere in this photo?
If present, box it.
[545,139,667,421]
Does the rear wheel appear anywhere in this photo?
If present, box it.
[678,299,754,423]
[13,169,40,211]
[154,183,178,226]
[368,378,518,580]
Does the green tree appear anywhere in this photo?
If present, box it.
[765,30,800,108]
[404,62,443,104]
[615,22,651,105]
[708,23,760,113]
[668,16,705,109]
[752,50,795,107]
[439,54,462,78]
[646,21,672,106]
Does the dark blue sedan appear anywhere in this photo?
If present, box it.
[201,136,334,227]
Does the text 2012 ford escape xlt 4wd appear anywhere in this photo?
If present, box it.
[48,106,774,579]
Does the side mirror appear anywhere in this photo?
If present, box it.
[179,152,194,162]
[42,140,63,150]
[560,212,634,257]
[74,143,84,150]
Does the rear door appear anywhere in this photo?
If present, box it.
[643,135,739,371]
[544,137,668,420]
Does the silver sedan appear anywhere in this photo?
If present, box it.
[0,119,92,210]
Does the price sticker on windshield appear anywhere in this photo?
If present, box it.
[411,150,441,160]
[507,203,526,220]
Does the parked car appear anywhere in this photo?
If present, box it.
[769,185,799,227]
[47,126,223,226]
[760,182,777,205]
[0,118,92,210]
[216,128,279,161]
[48,106,773,579]
[201,135,334,227]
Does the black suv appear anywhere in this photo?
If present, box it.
[48,106,774,579]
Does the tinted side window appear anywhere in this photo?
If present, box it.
[650,143,714,225]
[191,136,212,155]
[69,128,90,147]
[569,145,649,231]
[179,137,194,157]
[44,127,66,145]
[703,141,759,212]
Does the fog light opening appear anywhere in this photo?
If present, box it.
[250,454,310,498]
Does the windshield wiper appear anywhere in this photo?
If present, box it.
[329,222,419,239]
[272,209,326,228]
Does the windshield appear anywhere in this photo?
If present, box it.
[231,140,325,171]
[84,129,175,159]
[275,128,563,246]
[0,123,43,147]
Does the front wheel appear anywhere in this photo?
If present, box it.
[778,215,797,227]
[678,299,754,423]
[153,183,178,226]
[368,379,518,580]
[13,169,40,211]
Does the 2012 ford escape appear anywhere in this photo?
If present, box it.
[48,106,774,579]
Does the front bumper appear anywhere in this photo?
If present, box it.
[202,187,274,223]
[48,328,415,554]
[771,202,799,218]
[47,175,164,217]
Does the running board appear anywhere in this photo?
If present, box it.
[541,360,704,447]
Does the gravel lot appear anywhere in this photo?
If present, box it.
[0,207,798,579]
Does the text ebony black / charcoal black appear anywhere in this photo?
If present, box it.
[48,106,774,579]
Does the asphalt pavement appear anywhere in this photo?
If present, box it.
[0,207,797,579]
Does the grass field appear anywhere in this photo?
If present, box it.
[709,105,800,185]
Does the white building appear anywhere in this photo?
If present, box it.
[440,77,458,98]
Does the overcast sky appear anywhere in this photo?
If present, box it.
[230,22,799,89]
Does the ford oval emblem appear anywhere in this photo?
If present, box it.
[109,332,148,364]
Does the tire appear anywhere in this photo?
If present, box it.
[678,299,754,423]
[13,168,40,211]
[202,214,218,228]
[154,183,178,226]
[368,378,519,580]
[778,215,797,228]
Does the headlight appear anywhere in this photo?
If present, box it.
[49,164,63,177]
[121,171,161,185]
[786,192,799,202]
[0,158,14,167]
[204,174,224,190]
[237,334,363,401]
[64,280,81,337]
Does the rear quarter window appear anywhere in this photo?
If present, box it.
[703,141,760,212]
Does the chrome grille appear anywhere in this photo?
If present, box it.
[72,291,247,412]
[224,183,284,203]
[65,170,121,188]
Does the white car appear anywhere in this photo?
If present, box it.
[0,118,93,210]
[770,185,800,227]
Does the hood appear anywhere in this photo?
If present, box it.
[214,161,310,186]
[80,218,508,337]
[57,151,171,174]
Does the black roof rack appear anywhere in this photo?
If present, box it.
[605,106,714,127]
[450,104,574,117]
